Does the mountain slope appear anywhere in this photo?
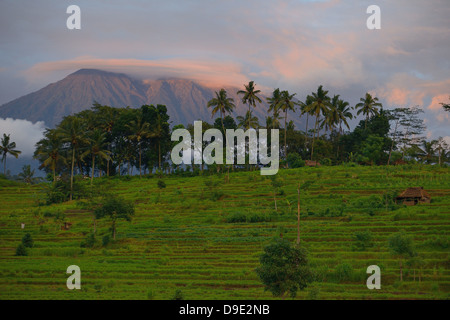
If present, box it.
[0,69,302,129]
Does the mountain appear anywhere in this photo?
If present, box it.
[0,69,303,129]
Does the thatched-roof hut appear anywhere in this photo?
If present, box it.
[396,187,431,206]
[305,160,321,167]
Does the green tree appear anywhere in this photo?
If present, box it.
[15,243,28,256]
[18,165,40,184]
[34,129,65,183]
[82,129,111,184]
[22,233,34,248]
[237,80,262,114]
[255,238,312,299]
[57,116,87,201]
[308,85,331,160]
[276,90,297,161]
[388,231,416,281]
[207,89,236,134]
[352,231,373,251]
[95,196,135,240]
[355,93,382,129]
[237,110,260,130]
[126,115,151,177]
[267,88,283,129]
[0,133,22,175]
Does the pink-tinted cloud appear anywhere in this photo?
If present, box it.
[23,57,250,89]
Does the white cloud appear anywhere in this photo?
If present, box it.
[0,118,45,157]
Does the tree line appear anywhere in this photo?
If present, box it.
[1,85,449,189]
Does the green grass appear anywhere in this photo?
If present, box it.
[0,164,449,300]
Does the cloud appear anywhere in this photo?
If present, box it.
[22,57,250,89]
[0,118,45,157]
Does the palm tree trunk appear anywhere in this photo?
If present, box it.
[139,144,142,178]
[311,114,319,160]
[70,147,75,201]
[158,141,161,171]
[297,184,301,245]
[284,111,288,163]
[3,157,6,175]
[91,154,95,185]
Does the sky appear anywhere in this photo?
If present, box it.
[0,0,449,157]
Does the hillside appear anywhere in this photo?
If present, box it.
[0,69,300,129]
[0,165,449,299]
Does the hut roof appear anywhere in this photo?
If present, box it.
[397,187,430,199]
[305,160,321,167]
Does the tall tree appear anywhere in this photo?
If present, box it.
[276,90,297,161]
[0,133,22,175]
[34,129,65,182]
[126,115,150,177]
[355,93,382,129]
[237,81,262,114]
[57,116,87,201]
[82,129,111,184]
[150,111,169,171]
[237,110,260,130]
[207,89,236,134]
[440,96,450,112]
[308,85,331,160]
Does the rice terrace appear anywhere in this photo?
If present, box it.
[0,1,449,304]
[0,164,448,300]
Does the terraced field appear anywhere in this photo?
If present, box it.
[0,165,449,299]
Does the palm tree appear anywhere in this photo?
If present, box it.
[335,98,353,160]
[308,85,331,160]
[82,130,111,184]
[275,90,297,160]
[299,95,314,137]
[0,134,22,175]
[267,88,283,124]
[417,140,437,164]
[150,112,169,171]
[34,129,65,183]
[57,116,87,201]
[126,116,150,177]
[207,89,236,133]
[237,110,260,130]
[355,93,382,129]
[237,81,262,114]
[265,112,281,130]
[18,165,40,184]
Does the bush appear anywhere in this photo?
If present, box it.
[352,231,374,251]
[320,158,332,166]
[22,233,34,248]
[171,289,184,300]
[422,236,449,249]
[287,153,305,168]
[80,233,96,248]
[102,235,111,247]
[334,263,354,283]
[15,243,28,256]
[226,212,247,223]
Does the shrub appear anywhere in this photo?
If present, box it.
[80,233,96,248]
[334,263,354,283]
[352,231,374,251]
[226,212,247,223]
[15,243,28,256]
[102,235,111,247]
[171,289,184,300]
[287,153,305,168]
[22,233,34,248]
